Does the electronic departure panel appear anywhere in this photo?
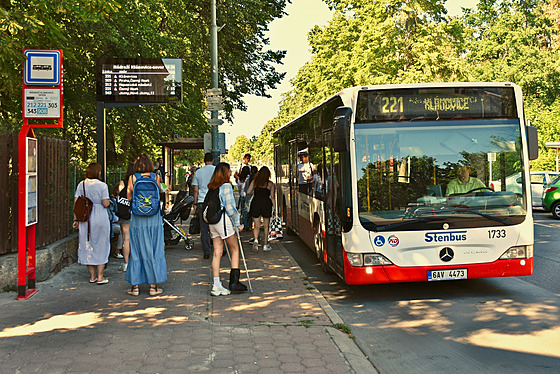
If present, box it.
[96,58,182,103]
[356,86,517,123]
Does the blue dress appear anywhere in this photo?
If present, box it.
[126,208,167,285]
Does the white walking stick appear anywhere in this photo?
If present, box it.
[236,228,253,293]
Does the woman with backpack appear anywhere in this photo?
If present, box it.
[73,163,111,284]
[246,166,276,252]
[125,153,167,296]
[205,162,247,296]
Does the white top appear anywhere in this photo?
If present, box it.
[192,164,216,203]
[297,161,314,184]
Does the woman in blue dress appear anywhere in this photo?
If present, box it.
[125,153,167,296]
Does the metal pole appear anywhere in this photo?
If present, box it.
[210,0,220,164]
[96,101,107,181]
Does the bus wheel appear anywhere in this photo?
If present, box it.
[283,200,296,236]
[314,226,331,274]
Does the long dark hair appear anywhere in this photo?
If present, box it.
[133,153,154,173]
[239,165,251,183]
[253,166,271,188]
[208,162,231,190]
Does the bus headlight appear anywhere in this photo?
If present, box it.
[347,253,393,267]
[364,254,393,266]
[347,253,363,266]
[500,245,533,259]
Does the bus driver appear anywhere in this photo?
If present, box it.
[446,164,485,196]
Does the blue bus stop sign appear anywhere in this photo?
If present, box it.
[24,50,61,86]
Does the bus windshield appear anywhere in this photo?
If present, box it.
[355,119,527,231]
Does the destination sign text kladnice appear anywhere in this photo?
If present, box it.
[356,87,517,122]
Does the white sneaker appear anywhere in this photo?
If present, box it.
[263,244,272,252]
[252,239,259,247]
[211,284,231,296]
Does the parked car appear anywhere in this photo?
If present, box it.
[542,175,560,218]
[490,171,560,208]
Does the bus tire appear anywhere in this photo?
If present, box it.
[283,200,296,236]
[314,225,331,274]
[552,201,560,219]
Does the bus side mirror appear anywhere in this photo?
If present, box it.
[527,125,538,160]
[333,107,352,152]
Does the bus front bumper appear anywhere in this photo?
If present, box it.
[343,256,534,285]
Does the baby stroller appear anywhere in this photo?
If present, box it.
[163,190,195,250]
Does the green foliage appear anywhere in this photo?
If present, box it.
[250,0,560,169]
[226,135,252,162]
[0,0,288,167]
[464,0,560,169]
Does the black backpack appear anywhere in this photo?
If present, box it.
[202,187,225,224]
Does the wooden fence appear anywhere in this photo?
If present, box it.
[0,133,72,255]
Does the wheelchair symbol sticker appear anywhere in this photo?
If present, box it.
[374,235,385,247]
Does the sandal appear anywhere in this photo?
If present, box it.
[127,285,139,296]
[149,285,163,296]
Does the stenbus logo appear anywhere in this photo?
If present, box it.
[425,231,467,243]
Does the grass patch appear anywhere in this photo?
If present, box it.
[299,319,314,328]
[334,323,354,338]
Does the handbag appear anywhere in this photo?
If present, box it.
[74,182,93,222]
[73,181,93,240]
[189,215,201,235]
[269,215,283,240]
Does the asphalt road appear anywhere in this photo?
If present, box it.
[284,211,560,373]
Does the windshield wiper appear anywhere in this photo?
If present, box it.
[418,207,512,226]
[375,217,433,232]
[373,207,513,232]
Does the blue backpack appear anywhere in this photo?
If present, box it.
[131,172,160,216]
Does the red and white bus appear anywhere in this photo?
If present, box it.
[273,83,538,285]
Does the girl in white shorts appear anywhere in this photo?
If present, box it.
[206,162,247,296]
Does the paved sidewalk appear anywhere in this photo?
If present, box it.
[0,226,373,373]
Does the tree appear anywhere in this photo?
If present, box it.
[253,0,470,161]
[464,0,560,169]
[0,0,289,167]
[253,0,560,169]
[226,135,252,162]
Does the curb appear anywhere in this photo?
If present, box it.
[276,240,378,374]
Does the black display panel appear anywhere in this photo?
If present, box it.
[96,58,182,103]
[356,87,517,123]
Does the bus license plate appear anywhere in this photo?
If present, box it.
[427,269,467,281]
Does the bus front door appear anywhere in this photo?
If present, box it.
[323,131,344,275]
[289,141,299,233]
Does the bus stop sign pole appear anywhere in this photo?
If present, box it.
[18,49,64,300]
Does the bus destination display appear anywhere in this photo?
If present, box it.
[96,58,182,103]
[356,87,517,123]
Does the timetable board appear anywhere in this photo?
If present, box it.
[96,58,182,104]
